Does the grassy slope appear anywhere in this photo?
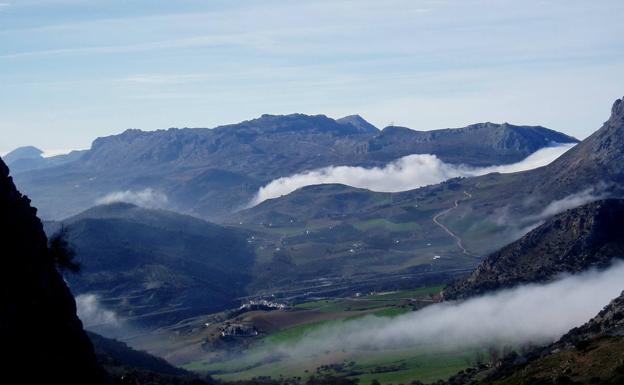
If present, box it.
[234,182,482,294]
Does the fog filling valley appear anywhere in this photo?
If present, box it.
[238,261,624,363]
[250,143,575,206]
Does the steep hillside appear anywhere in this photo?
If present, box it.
[50,203,255,326]
[539,96,624,194]
[443,199,624,300]
[12,113,575,220]
[0,158,107,384]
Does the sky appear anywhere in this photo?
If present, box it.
[1,0,624,154]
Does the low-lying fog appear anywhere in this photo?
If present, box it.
[76,260,624,368]
[242,260,623,362]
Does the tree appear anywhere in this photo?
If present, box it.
[48,226,81,273]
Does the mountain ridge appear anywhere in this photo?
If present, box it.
[13,113,577,220]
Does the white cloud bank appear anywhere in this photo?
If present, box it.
[255,260,624,361]
[250,143,575,207]
[95,188,168,209]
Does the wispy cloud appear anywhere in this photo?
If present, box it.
[120,73,214,85]
[95,188,168,209]
[493,185,610,243]
[0,33,265,59]
[535,187,607,220]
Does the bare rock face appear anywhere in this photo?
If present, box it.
[0,158,107,384]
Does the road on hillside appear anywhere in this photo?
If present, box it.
[432,191,476,257]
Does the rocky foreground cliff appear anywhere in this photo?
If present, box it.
[0,158,107,383]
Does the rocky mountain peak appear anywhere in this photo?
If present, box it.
[336,114,379,133]
[611,96,624,121]
[540,97,624,193]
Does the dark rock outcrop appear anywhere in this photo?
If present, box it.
[0,158,107,383]
[443,199,624,300]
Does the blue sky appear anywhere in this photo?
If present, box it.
[1,0,623,154]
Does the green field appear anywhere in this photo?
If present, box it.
[294,286,442,313]
[182,286,482,385]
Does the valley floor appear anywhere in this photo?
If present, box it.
[133,286,495,385]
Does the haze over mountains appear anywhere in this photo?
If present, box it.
[9,114,577,221]
[3,0,623,382]
[2,97,624,384]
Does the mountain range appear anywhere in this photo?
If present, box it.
[13,101,620,324]
[10,114,577,220]
[2,97,623,385]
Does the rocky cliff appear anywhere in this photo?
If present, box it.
[443,199,624,300]
[0,157,106,384]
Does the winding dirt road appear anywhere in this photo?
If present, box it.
[432,191,475,256]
